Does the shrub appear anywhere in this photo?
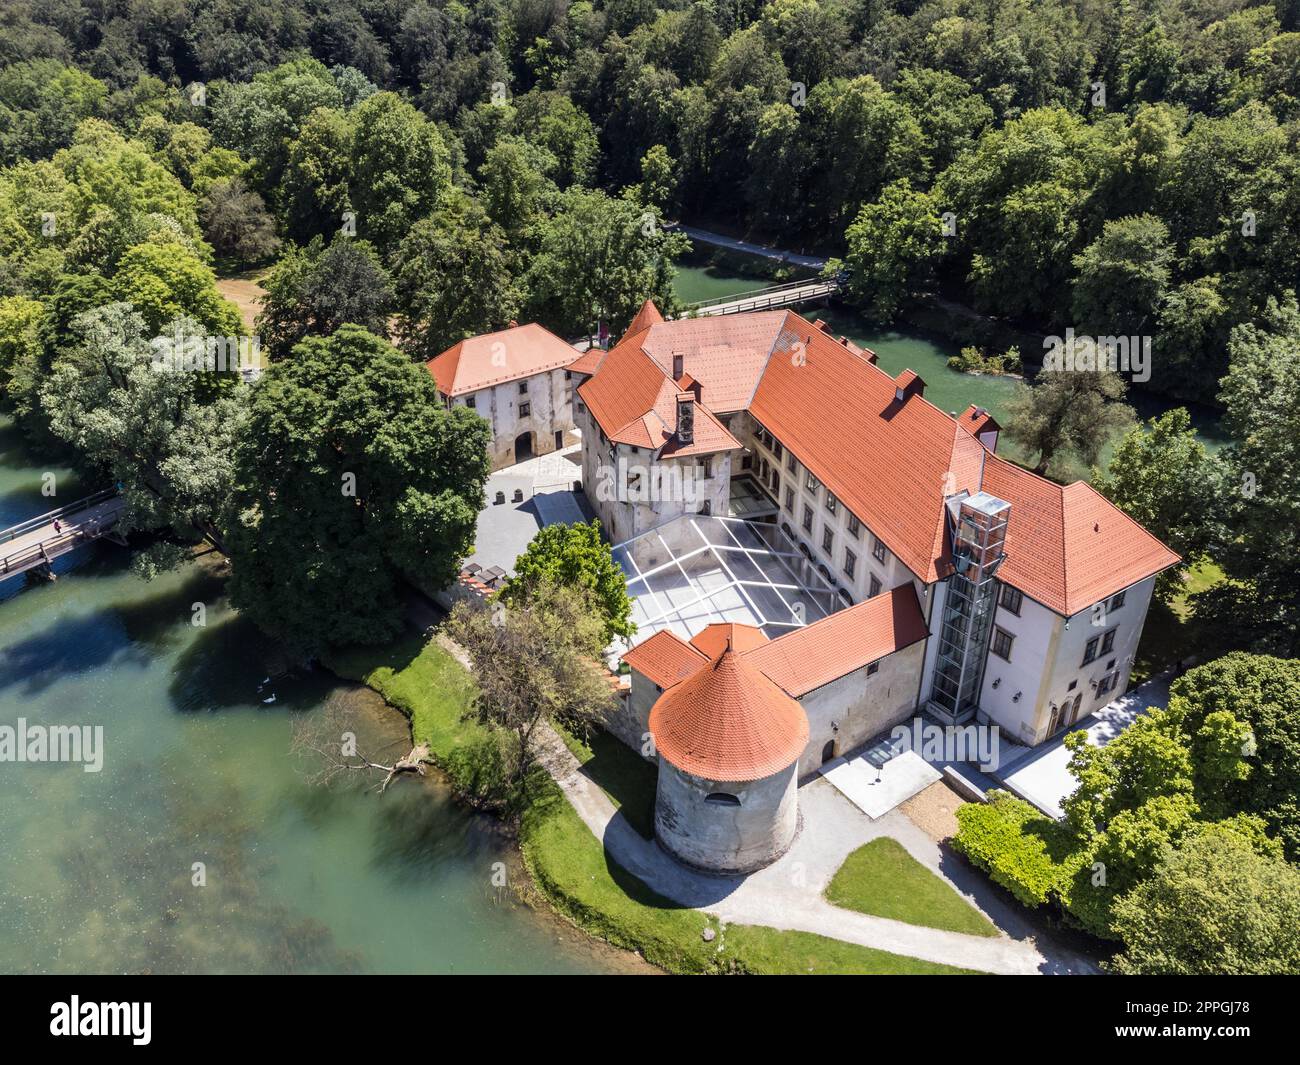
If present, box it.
[952,791,1075,907]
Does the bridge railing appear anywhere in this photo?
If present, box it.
[686,277,838,313]
[0,488,119,547]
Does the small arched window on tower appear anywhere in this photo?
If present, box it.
[705,792,741,806]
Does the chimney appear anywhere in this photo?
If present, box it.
[672,353,684,380]
[894,369,924,403]
[676,391,695,444]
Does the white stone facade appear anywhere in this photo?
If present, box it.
[451,367,579,471]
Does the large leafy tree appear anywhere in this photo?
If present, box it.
[1003,366,1136,478]
[256,235,392,358]
[109,237,243,336]
[200,176,280,264]
[524,188,687,337]
[40,303,245,570]
[1110,830,1300,975]
[1071,214,1174,336]
[347,91,450,253]
[226,325,490,654]
[842,179,946,323]
[446,580,615,794]
[1166,653,1300,860]
[1205,296,1300,656]
[391,192,521,361]
[501,520,634,644]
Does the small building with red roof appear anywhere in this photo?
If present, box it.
[427,322,587,470]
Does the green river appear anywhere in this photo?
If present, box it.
[0,416,633,974]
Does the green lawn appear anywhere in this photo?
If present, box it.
[328,633,982,975]
[826,838,999,938]
[556,723,658,839]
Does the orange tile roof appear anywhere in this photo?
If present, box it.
[586,306,1179,614]
[689,622,768,659]
[648,645,809,781]
[981,454,1181,615]
[956,404,1000,438]
[627,298,665,334]
[568,346,605,376]
[752,319,988,584]
[621,630,709,689]
[743,585,929,697]
[427,323,582,396]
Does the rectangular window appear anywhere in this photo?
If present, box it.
[825,492,837,514]
[1100,627,1117,655]
[786,453,796,473]
[1082,635,1100,665]
[991,627,1014,661]
[806,470,820,492]
[802,505,813,532]
[465,397,476,409]
[773,441,783,460]
[519,402,531,416]
[847,515,861,539]
[784,487,794,512]
[822,526,834,554]
[843,549,856,580]
[999,585,1023,616]
[872,535,886,563]
[701,458,712,479]
[1109,590,1126,612]
[866,662,879,677]
[518,381,528,395]
[869,575,881,598]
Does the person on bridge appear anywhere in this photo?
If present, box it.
[53,519,62,534]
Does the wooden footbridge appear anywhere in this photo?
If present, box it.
[682,276,842,317]
[0,489,126,581]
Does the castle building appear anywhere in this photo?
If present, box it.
[570,300,1179,872]
[428,322,586,470]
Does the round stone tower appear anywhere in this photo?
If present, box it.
[648,640,809,874]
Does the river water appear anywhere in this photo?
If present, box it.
[0,415,633,974]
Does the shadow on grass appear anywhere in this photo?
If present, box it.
[576,728,658,840]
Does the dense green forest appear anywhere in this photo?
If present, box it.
[1,0,1298,403]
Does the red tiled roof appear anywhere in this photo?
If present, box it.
[568,346,605,376]
[627,298,665,334]
[743,585,928,697]
[621,630,708,689]
[649,645,809,781]
[957,404,1000,438]
[586,307,1179,614]
[981,454,1181,616]
[428,323,582,396]
[690,622,768,659]
[752,319,987,584]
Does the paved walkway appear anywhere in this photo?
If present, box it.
[995,674,1172,818]
[672,225,829,270]
[535,724,1098,975]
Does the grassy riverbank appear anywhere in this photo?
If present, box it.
[327,634,977,975]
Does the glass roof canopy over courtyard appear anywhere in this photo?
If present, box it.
[612,515,843,644]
